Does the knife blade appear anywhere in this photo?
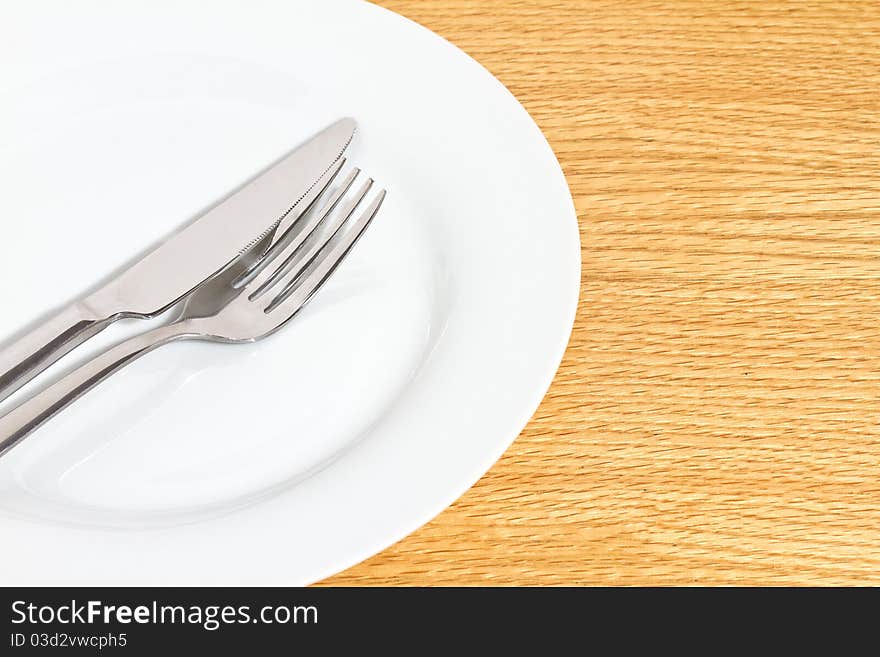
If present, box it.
[0,118,356,402]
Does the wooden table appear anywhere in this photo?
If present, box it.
[323,0,880,585]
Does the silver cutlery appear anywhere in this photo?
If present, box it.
[0,168,385,457]
[0,118,356,403]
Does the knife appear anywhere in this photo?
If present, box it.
[0,118,356,402]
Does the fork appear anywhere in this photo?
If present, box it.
[0,168,385,458]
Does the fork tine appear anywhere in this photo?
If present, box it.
[234,158,350,288]
[248,176,373,301]
[264,189,386,316]
[271,156,348,245]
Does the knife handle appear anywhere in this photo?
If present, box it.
[0,322,185,459]
[0,302,115,403]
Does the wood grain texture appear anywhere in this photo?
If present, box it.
[322,0,880,585]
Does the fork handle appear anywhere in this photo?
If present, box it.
[0,322,190,459]
[0,302,117,404]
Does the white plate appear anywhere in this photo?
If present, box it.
[0,0,579,585]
